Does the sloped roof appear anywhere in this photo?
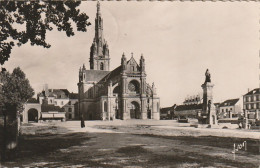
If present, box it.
[244,88,260,96]
[84,70,110,82]
[99,65,122,83]
[161,104,176,111]
[219,98,239,107]
[69,93,78,99]
[38,89,70,98]
[41,104,64,112]
[50,89,69,97]
[214,103,220,106]
[175,104,203,111]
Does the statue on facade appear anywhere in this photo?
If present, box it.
[205,69,211,83]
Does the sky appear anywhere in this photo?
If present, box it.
[4,1,259,107]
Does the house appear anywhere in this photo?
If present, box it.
[22,86,79,123]
[243,88,260,122]
[218,98,242,119]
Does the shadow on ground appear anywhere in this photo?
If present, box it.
[1,123,259,168]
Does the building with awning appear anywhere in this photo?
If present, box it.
[41,104,66,121]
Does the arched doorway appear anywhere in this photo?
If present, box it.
[28,108,38,122]
[130,101,140,119]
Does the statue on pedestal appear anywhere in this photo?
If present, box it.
[205,69,211,83]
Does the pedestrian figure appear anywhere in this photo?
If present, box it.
[238,122,242,129]
[81,117,85,128]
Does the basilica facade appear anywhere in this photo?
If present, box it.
[78,2,160,120]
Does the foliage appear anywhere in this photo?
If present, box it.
[1,67,34,112]
[0,1,91,65]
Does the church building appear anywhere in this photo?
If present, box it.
[78,2,160,120]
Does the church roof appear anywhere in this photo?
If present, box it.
[99,65,122,83]
[84,70,110,82]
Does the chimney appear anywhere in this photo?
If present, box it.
[44,84,49,97]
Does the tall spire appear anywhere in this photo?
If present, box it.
[97,1,100,14]
[95,0,103,46]
[89,1,110,71]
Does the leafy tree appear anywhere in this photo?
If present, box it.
[0,1,91,65]
[1,67,34,111]
[0,67,34,162]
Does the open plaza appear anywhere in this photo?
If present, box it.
[1,120,259,167]
[0,1,259,167]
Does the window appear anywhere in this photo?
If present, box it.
[132,66,135,71]
[69,114,72,119]
[226,109,228,112]
[68,101,71,105]
[230,108,232,111]
[104,101,107,112]
[100,62,104,70]
[252,103,255,109]
[128,80,140,93]
[222,109,224,112]
[50,99,52,103]
[68,108,72,112]
[89,90,93,98]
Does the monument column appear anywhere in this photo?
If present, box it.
[199,69,217,125]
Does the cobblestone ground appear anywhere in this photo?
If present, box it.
[1,120,260,168]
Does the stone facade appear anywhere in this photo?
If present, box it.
[22,87,79,123]
[78,2,160,120]
[243,88,260,122]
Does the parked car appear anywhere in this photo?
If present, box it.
[178,116,189,123]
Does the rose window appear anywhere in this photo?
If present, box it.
[128,80,139,93]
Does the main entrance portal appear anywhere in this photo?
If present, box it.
[130,101,140,119]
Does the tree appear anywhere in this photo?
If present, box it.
[2,67,34,111]
[0,1,91,65]
[0,67,34,162]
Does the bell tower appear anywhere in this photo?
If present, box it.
[89,1,110,71]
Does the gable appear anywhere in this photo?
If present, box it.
[126,57,140,72]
